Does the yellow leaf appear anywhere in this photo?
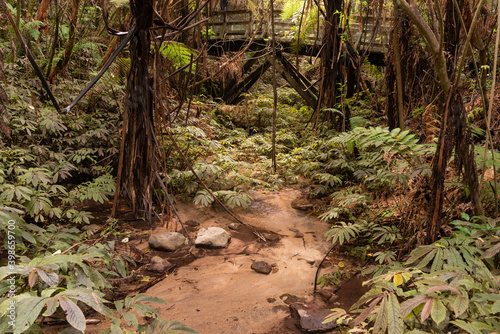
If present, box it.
[393,274,404,286]
[338,261,345,268]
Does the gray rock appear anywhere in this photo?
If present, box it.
[149,232,187,251]
[195,227,231,248]
[290,302,337,332]
[147,256,174,272]
[251,261,272,274]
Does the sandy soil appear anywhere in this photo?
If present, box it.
[144,189,335,334]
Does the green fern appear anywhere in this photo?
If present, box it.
[158,41,198,73]
[324,222,362,246]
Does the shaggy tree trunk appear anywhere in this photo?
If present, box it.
[319,0,343,128]
[48,0,80,81]
[35,0,51,23]
[121,0,154,216]
[395,0,483,242]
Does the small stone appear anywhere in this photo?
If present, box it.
[294,232,304,238]
[148,262,167,273]
[251,261,272,274]
[148,256,173,272]
[185,219,200,227]
[149,232,187,251]
[228,223,239,231]
[195,227,231,248]
[267,297,276,303]
[262,232,280,241]
[290,303,337,332]
[82,224,101,231]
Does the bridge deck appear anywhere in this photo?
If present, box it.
[204,9,391,56]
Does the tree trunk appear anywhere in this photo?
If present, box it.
[48,0,80,81]
[45,0,59,77]
[121,0,154,216]
[35,0,51,23]
[319,0,343,128]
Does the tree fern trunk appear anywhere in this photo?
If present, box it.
[48,0,80,81]
[121,0,154,217]
[320,0,343,127]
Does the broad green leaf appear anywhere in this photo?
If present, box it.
[450,320,482,334]
[387,293,403,334]
[123,311,139,328]
[43,296,59,317]
[492,300,500,314]
[430,299,446,326]
[131,303,160,318]
[373,295,388,334]
[131,294,167,305]
[160,320,199,333]
[14,296,48,334]
[453,295,469,316]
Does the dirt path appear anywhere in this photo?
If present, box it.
[145,189,334,334]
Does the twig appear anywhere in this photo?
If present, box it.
[313,244,335,293]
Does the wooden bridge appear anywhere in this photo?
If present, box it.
[204,9,391,59]
[202,9,391,107]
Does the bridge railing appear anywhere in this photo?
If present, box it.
[205,9,391,54]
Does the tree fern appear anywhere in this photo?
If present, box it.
[158,41,198,73]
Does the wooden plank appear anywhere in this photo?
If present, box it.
[265,55,317,109]
[223,59,272,105]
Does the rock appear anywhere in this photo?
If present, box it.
[228,223,239,231]
[195,227,231,248]
[185,219,200,227]
[262,232,280,241]
[82,224,101,231]
[149,232,187,251]
[147,256,174,272]
[294,232,304,238]
[290,302,337,332]
[291,200,314,211]
[251,261,272,274]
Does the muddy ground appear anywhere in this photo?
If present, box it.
[47,189,369,333]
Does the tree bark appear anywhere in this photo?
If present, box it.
[121,0,154,216]
[48,0,80,81]
[35,0,51,23]
[319,0,343,127]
